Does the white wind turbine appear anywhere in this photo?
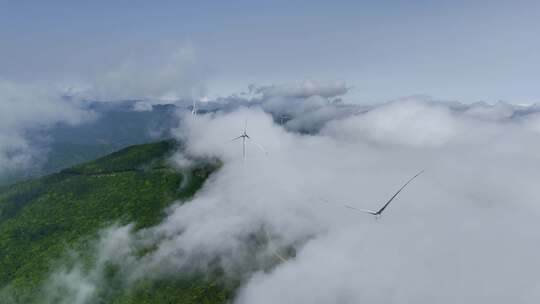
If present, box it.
[229,120,267,160]
[191,100,198,116]
[322,170,424,218]
[279,114,290,125]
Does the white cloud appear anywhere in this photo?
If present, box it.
[47,99,540,303]
[323,98,463,147]
[463,101,516,120]
[42,225,135,304]
[0,44,210,176]
[257,80,349,99]
[0,80,94,173]
[84,44,208,102]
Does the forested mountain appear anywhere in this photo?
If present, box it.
[0,140,234,303]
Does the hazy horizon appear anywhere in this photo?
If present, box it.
[1,0,539,103]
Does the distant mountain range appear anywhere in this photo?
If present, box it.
[0,102,181,186]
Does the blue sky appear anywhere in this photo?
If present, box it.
[1,0,539,103]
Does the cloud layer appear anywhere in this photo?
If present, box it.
[256,80,349,99]
[84,44,208,102]
[0,80,94,173]
[41,97,540,303]
[0,44,209,179]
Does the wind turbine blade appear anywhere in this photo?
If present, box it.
[248,138,268,155]
[264,227,288,263]
[242,137,246,160]
[353,209,379,215]
[244,119,248,134]
[337,202,378,215]
[374,170,424,215]
[229,136,243,142]
[317,198,376,215]
[314,170,424,217]
[343,205,377,214]
[273,251,288,263]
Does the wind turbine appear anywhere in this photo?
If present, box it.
[323,170,424,218]
[230,120,267,160]
[191,100,198,116]
[279,114,290,125]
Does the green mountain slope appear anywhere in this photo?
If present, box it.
[0,140,233,303]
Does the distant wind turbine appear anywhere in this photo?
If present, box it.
[191,100,198,116]
[229,119,267,160]
[279,114,290,125]
[323,170,424,218]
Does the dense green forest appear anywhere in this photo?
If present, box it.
[0,140,235,303]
